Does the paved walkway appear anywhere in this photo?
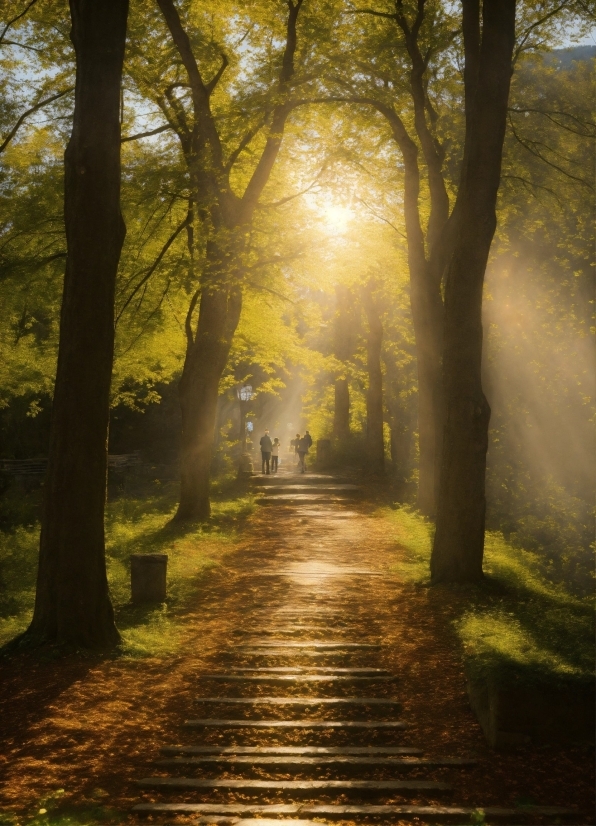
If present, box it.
[130,468,577,825]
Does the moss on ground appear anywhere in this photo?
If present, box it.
[381,505,595,687]
[0,475,255,654]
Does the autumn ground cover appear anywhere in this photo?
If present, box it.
[0,485,594,826]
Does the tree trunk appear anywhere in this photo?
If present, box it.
[27,0,128,648]
[431,0,516,583]
[176,283,242,521]
[333,379,350,438]
[362,282,384,474]
[333,285,353,439]
[395,125,443,515]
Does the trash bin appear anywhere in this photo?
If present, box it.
[130,553,168,603]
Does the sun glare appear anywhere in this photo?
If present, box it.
[323,203,353,234]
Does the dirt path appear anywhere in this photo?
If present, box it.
[0,471,593,825]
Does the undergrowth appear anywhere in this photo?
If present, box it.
[383,505,595,687]
[0,472,254,654]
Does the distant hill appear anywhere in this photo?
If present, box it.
[550,45,596,66]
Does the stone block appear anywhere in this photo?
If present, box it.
[131,553,168,603]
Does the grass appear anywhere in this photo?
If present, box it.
[381,505,595,687]
[0,788,120,826]
[0,473,255,654]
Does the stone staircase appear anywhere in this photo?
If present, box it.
[131,468,578,825]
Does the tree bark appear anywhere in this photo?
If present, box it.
[333,284,353,438]
[27,0,128,647]
[362,282,384,474]
[431,0,516,583]
[358,98,444,514]
[176,280,242,521]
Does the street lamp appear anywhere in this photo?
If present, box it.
[237,384,254,452]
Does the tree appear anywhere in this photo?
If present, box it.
[332,284,354,438]
[331,0,459,514]
[132,0,310,520]
[27,0,128,647]
[362,278,385,473]
[430,0,516,583]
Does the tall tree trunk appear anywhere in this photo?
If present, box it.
[157,0,304,521]
[431,0,516,583]
[333,380,350,438]
[392,119,443,514]
[176,283,242,521]
[27,0,128,647]
[333,285,353,439]
[362,282,384,474]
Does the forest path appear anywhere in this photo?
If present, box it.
[0,467,590,825]
[130,466,579,825]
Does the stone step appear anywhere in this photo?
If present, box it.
[253,570,383,577]
[274,607,342,613]
[132,802,580,820]
[234,626,346,633]
[194,698,400,706]
[200,665,391,676]
[196,674,393,683]
[182,719,408,729]
[156,755,477,768]
[258,495,354,505]
[251,475,346,484]
[136,777,450,792]
[236,641,381,649]
[257,485,360,492]
[235,649,362,657]
[160,746,423,756]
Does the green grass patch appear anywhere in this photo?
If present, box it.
[0,476,255,654]
[380,505,595,687]
[0,788,120,826]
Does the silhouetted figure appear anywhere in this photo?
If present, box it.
[260,430,272,474]
[297,434,309,473]
[290,432,301,466]
[271,437,280,472]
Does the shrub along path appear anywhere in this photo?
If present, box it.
[0,468,593,825]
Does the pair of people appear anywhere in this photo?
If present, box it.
[291,430,312,473]
[259,430,280,474]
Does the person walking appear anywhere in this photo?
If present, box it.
[297,433,309,473]
[271,437,280,473]
[260,430,272,474]
[304,430,313,450]
[291,432,301,467]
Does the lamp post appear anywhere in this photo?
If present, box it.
[237,384,253,454]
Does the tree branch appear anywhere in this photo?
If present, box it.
[508,115,593,188]
[508,107,595,137]
[0,87,73,154]
[0,0,39,45]
[1,38,44,53]
[185,287,200,346]
[224,115,268,173]
[514,1,571,63]
[239,0,305,214]
[156,0,224,169]
[116,212,193,325]
[206,53,229,95]
[121,123,173,142]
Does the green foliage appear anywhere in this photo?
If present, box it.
[382,505,595,685]
[0,475,254,652]
[0,1,593,609]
